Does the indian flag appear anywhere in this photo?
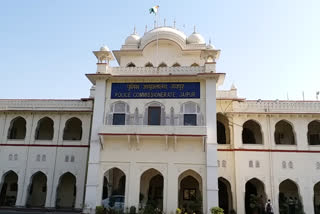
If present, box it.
[149,5,159,14]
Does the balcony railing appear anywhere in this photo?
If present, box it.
[105,66,207,75]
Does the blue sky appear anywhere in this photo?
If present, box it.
[0,0,319,100]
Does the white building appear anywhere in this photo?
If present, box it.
[1,25,320,214]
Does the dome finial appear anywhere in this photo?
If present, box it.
[145,25,148,33]
[173,19,176,28]
[154,20,156,28]
[133,25,136,34]
[209,38,212,45]
[164,18,166,26]
[193,25,196,33]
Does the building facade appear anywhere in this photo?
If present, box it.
[0,25,320,214]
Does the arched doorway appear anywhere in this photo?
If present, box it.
[242,120,263,144]
[26,172,47,207]
[274,120,295,145]
[279,179,303,214]
[245,178,266,214]
[56,172,76,208]
[101,168,126,210]
[0,171,18,206]
[139,169,164,210]
[217,113,230,144]
[178,170,202,214]
[218,177,232,214]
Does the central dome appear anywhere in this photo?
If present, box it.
[140,27,187,49]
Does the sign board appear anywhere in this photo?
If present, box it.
[111,82,200,99]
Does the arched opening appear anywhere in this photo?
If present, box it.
[178,170,202,214]
[191,63,199,67]
[181,102,200,126]
[63,117,82,141]
[308,120,320,145]
[217,113,230,144]
[109,101,129,125]
[26,172,47,207]
[218,177,232,214]
[35,117,54,140]
[0,171,18,207]
[242,120,263,144]
[8,117,26,140]
[245,178,266,214]
[145,102,165,126]
[172,63,181,67]
[158,62,167,67]
[127,62,136,67]
[139,169,164,211]
[101,168,126,211]
[279,179,303,214]
[55,172,76,209]
[275,120,295,145]
[145,62,154,67]
[314,182,320,214]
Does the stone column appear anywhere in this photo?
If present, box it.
[84,79,107,213]
[128,161,139,209]
[166,163,178,214]
[205,78,219,213]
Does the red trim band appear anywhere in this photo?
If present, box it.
[218,148,320,153]
[0,144,89,148]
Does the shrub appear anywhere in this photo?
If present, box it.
[96,206,105,214]
[210,207,224,214]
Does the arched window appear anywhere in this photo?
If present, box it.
[249,160,253,168]
[35,117,54,140]
[109,101,130,125]
[181,102,200,126]
[172,63,181,67]
[282,161,287,169]
[158,62,167,67]
[191,63,199,67]
[126,62,136,67]
[242,120,263,144]
[255,161,260,168]
[63,118,82,141]
[274,120,295,145]
[8,117,26,140]
[145,62,154,67]
[308,120,320,145]
[144,102,165,125]
[217,113,230,144]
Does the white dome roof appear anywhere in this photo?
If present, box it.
[187,32,205,44]
[125,33,140,45]
[140,27,187,49]
[206,43,216,49]
[100,46,110,51]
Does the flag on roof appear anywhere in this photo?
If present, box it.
[149,5,159,14]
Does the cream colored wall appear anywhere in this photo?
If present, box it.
[0,111,92,209]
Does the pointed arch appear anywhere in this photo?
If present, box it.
[158,62,167,67]
[0,171,18,206]
[145,62,154,67]
[26,171,47,207]
[139,168,164,210]
[217,113,230,144]
[181,101,201,126]
[308,120,320,145]
[8,116,26,140]
[314,181,320,214]
[274,120,296,145]
[126,62,136,67]
[144,101,165,125]
[242,119,263,144]
[56,172,76,208]
[279,179,303,213]
[218,177,233,214]
[245,178,267,214]
[63,117,82,141]
[35,117,54,140]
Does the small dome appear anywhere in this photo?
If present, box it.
[206,43,216,49]
[100,46,110,51]
[125,33,140,45]
[187,32,205,44]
